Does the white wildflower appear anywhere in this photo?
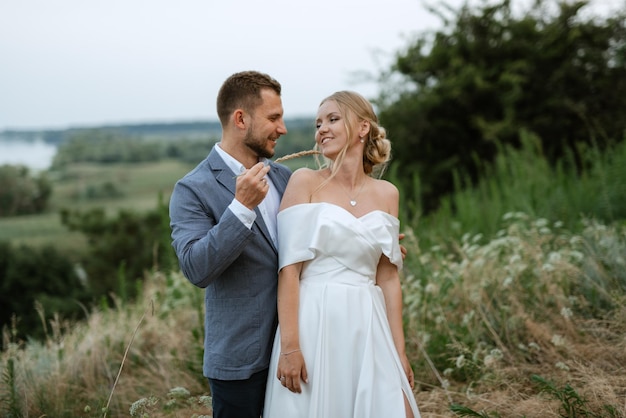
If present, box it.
[554,221,564,228]
[542,263,555,272]
[456,355,466,368]
[168,386,191,399]
[548,252,562,263]
[198,396,213,407]
[555,362,570,371]
[490,348,503,360]
[462,310,475,326]
[560,307,573,319]
[568,251,584,263]
[419,254,432,264]
[569,236,583,246]
[424,283,439,294]
[483,355,497,367]
[465,244,480,255]
[473,257,485,268]
[599,237,613,249]
[539,227,551,235]
[441,379,450,390]
[469,290,482,304]
[503,212,515,220]
[528,342,541,351]
[472,233,483,243]
[129,396,159,417]
[502,276,514,288]
[443,368,454,376]
[509,254,522,264]
[551,334,566,347]
[535,218,549,228]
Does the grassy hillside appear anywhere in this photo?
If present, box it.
[1,216,624,417]
[1,139,625,417]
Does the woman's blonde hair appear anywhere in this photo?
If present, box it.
[316,90,391,178]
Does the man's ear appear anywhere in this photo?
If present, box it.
[233,109,246,129]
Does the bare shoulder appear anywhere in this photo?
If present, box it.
[290,167,319,182]
[371,178,399,215]
[280,168,321,209]
[373,178,399,197]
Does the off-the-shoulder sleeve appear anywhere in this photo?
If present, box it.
[378,214,403,271]
[277,204,403,272]
[277,204,325,270]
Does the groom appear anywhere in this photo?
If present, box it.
[169,70,291,418]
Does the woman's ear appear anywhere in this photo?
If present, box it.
[359,120,371,138]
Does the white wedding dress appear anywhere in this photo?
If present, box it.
[263,203,421,418]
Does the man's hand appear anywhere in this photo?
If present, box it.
[235,162,271,210]
[399,233,407,260]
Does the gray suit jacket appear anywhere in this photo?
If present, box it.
[169,147,292,380]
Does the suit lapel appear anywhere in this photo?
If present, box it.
[209,149,279,254]
[267,162,288,196]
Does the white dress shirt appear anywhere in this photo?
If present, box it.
[214,143,280,246]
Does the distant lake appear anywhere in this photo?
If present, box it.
[0,139,57,171]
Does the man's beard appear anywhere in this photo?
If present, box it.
[244,128,275,159]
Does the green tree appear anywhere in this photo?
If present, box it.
[378,0,626,214]
[59,196,176,303]
[0,241,89,343]
[0,164,52,217]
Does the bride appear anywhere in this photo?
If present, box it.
[263,90,421,418]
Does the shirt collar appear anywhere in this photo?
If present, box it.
[215,143,269,175]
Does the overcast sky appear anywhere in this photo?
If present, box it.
[0,0,453,131]
[0,0,619,131]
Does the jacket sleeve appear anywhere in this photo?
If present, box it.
[169,178,255,288]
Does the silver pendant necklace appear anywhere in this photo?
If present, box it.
[339,178,366,207]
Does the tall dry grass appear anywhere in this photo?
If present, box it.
[1,214,624,417]
[402,213,626,417]
[1,271,209,417]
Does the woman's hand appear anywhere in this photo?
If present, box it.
[276,349,308,393]
[400,353,415,389]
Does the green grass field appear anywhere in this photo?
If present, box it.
[0,160,196,249]
[0,157,316,250]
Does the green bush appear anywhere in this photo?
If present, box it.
[0,165,52,217]
[0,241,89,344]
[380,0,626,213]
[59,195,177,304]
